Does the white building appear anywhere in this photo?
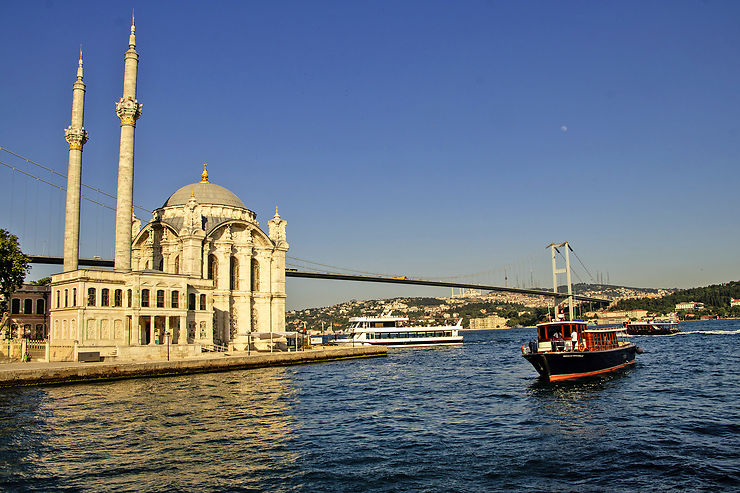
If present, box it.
[675,302,703,311]
[48,19,287,360]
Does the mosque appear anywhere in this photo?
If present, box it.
[48,19,288,360]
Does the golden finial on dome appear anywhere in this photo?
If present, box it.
[200,162,209,183]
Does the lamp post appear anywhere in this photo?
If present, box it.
[165,329,171,361]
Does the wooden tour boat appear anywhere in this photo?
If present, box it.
[521,242,642,381]
[522,320,640,381]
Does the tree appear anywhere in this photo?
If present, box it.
[31,277,51,286]
[0,229,30,316]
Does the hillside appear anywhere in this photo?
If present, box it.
[286,283,680,332]
[609,280,740,317]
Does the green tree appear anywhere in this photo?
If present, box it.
[0,229,30,316]
[31,276,51,286]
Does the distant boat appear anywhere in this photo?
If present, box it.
[522,320,640,381]
[623,320,680,336]
[336,310,463,348]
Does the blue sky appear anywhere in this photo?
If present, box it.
[1,1,738,309]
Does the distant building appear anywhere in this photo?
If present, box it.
[675,302,704,311]
[730,299,740,308]
[469,315,508,330]
[596,310,648,323]
[6,284,50,339]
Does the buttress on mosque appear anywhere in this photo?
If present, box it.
[49,19,289,360]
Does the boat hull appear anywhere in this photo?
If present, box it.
[523,344,637,381]
[336,337,463,348]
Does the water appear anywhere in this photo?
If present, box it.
[1,319,738,491]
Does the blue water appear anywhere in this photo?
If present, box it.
[1,319,738,491]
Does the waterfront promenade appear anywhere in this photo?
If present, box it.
[0,345,386,388]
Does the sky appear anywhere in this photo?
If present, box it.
[1,1,739,309]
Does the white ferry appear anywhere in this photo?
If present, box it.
[336,311,463,348]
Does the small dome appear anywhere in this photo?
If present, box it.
[163,182,246,209]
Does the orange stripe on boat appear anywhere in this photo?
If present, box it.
[548,360,635,381]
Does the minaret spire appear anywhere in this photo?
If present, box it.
[114,18,143,271]
[63,49,89,271]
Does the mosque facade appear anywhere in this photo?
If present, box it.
[48,19,288,360]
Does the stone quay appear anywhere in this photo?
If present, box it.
[0,346,386,388]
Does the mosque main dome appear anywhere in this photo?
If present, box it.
[162,164,246,209]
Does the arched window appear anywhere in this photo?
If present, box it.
[101,288,110,306]
[188,293,196,311]
[141,289,150,308]
[11,299,20,314]
[24,299,32,314]
[72,288,77,306]
[230,256,239,290]
[199,294,206,311]
[36,298,45,314]
[64,289,68,308]
[114,289,122,307]
[87,288,96,306]
[208,254,218,282]
[127,289,132,308]
[56,291,60,309]
[156,290,165,308]
[171,290,179,308]
[251,258,260,292]
[174,255,180,275]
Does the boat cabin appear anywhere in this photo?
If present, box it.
[533,321,623,353]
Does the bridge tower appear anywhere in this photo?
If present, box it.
[114,14,143,272]
[62,49,89,271]
[548,241,574,321]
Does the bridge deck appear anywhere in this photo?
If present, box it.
[27,255,609,304]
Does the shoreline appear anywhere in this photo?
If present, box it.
[0,346,387,388]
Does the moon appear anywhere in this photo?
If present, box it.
[561,125,568,132]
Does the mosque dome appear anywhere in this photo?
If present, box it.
[162,164,247,209]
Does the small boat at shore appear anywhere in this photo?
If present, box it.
[522,320,640,381]
[624,320,680,335]
[335,311,463,348]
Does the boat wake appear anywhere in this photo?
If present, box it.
[672,329,740,336]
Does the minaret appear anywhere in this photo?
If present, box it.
[63,49,89,271]
[114,15,143,271]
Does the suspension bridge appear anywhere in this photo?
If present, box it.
[2,145,610,306]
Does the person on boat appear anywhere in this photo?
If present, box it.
[552,331,564,352]
[571,330,579,351]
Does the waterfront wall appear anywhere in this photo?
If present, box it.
[0,346,386,388]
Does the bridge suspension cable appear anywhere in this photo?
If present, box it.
[0,146,152,214]
[286,255,393,278]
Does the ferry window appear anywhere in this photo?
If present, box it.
[199,294,206,310]
[87,288,96,306]
[156,290,165,308]
[114,289,122,307]
[171,290,179,308]
[101,288,109,306]
[141,289,149,308]
[36,298,44,314]
[188,293,196,310]
[11,299,20,314]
